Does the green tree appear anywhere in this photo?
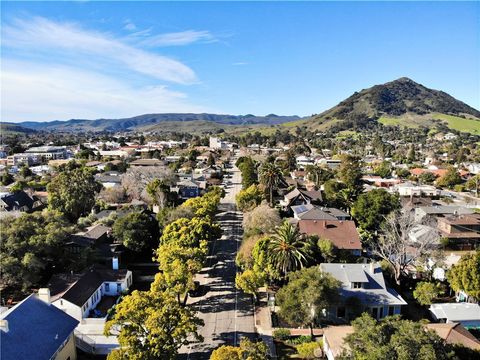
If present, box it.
[182,190,222,218]
[305,165,334,186]
[210,338,270,360]
[259,162,283,207]
[317,238,335,263]
[276,267,340,336]
[235,269,264,301]
[413,281,442,306]
[112,212,158,252]
[343,313,452,360]
[436,166,462,189]
[235,184,264,211]
[207,153,215,166]
[47,167,101,220]
[19,165,33,178]
[1,171,14,185]
[351,188,400,232]
[238,157,257,189]
[104,289,203,360]
[447,251,480,300]
[323,179,347,209]
[407,144,416,163]
[268,221,309,279]
[0,210,71,291]
[374,161,392,178]
[419,172,437,185]
[146,178,171,209]
[337,154,363,198]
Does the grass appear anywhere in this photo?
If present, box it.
[336,130,359,139]
[432,113,480,134]
[378,117,419,128]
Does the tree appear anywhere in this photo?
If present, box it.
[259,162,283,207]
[436,166,462,189]
[407,144,416,163]
[1,171,14,185]
[413,281,441,305]
[351,189,400,232]
[242,203,281,234]
[276,267,340,336]
[146,178,171,209]
[237,157,257,189]
[182,189,222,218]
[210,338,270,360]
[337,154,363,198]
[19,165,33,178]
[47,167,101,220]
[207,153,215,166]
[235,269,264,301]
[268,221,309,279]
[0,210,71,291]
[447,251,480,300]
[235,184,264,212]
[121,167,175,202]
[419,172,437,185]
[343,313,452,360]
[305,165,334,186]
[374,161,392,178]
[104,289,203,360]
[323,179,347,209]
[112,212,158,252]
[317,238,335,263]
[373,211,439,285]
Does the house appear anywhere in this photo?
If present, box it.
[323,326,354,360]
[320,263,407,322]
[176,179,201,199]
[295,217,361,256]
[64,224,115,260]
[26,146,67,160]
[296,155,314,168]
[280,188,323,212]
[129,158,165,167]
[437,214,480,250]
[426,323,480,351]
[0,191,42,212]
[414,205,474,223]
[95,171,122,188]
[316,158,342,170]
[291,204,350,221]
[48,266,133,355]
[393,182,440,197]
[0,294,79,360]
[429,303,480,329]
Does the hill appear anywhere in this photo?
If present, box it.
[0,123,38,136]
[17,113,301,133]
[298,77,480,134]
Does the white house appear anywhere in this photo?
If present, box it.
[429,303,480,329]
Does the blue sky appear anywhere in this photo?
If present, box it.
[1,1,479,122]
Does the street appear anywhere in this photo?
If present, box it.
[178,157,255,359]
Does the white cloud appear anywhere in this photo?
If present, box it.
[1,17,197,84]
[233,62,249,66]
[123,19,137,31]
[140,30,216,47]
[1,60,210,122]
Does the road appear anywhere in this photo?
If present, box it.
[178,157,255,359]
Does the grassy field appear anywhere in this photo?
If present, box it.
[432,113,480,134]
[378,117,419,128]
[336,130,359,139]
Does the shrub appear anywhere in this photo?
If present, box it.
[288,335,312,345]
[296,341,321,359]
[273,328,291,341]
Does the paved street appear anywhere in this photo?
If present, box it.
[179,157,255,359]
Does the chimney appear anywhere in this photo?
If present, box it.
[0,320,8,333]
[370,262,376,274]
[38,288,51,304]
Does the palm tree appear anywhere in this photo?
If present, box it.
[259,162,282,207]
[268,221,308,279]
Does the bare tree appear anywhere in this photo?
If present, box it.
[121,167,175,202]
[243,203,282,234]
[372,211,439,285]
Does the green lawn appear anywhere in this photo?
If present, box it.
[432,113,480,134]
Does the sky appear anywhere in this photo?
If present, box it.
[1,1,479,123]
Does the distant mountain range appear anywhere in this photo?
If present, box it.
[12,113,301,133]
[4,77,480,135]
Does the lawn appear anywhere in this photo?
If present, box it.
[432,113,480,135]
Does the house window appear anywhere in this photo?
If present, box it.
[388,306,395,316]
[117,283,122,293]
[371,307,378,319]
[105,283,110,292]
[337,307,346,318]
[352,282,362,289]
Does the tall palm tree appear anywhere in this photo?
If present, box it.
[259,162,282,207]
[268,221,308,279]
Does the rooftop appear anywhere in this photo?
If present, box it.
[298,220,362,250]
[430,303,480,322]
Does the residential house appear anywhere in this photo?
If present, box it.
[297,220,362,256]
[426,323,480,351]
[316,158,342,170]
[414,205,474,223]
[429,303,480,329]
[291,204,350,221]
[393,183,440,197]
[48,266,133,355]
[95,171,123,189]
[176,179,201,199]
[296,155,314,168]
[0,294,79,360]
[129,158,165,167]
[320,263,407,322]
[0,191,43,213]
[437,214,480,250]
[280,188,323,213]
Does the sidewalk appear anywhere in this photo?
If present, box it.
[254,289,278,358]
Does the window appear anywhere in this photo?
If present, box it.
[105,283,110,292]
[352,282,362,289]
[388,306,395,316]
[371,307,378,319]
[337,307,346,318]
[117,283,122,293]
